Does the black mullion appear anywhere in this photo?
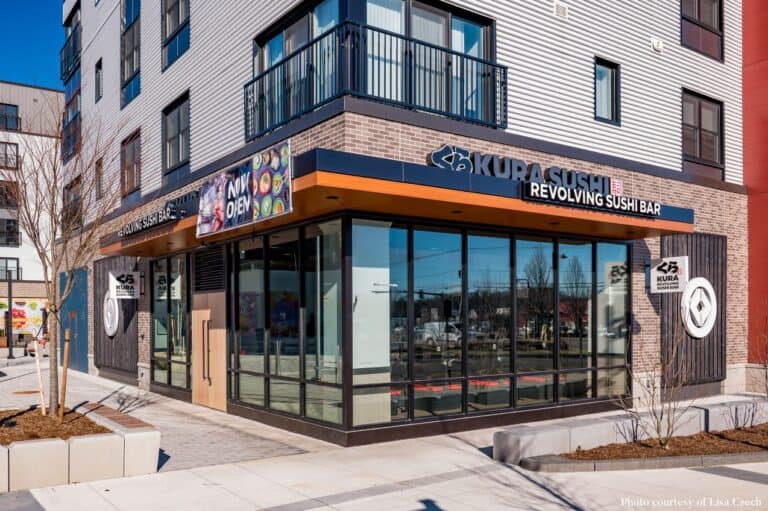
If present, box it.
[461,229,468,414]
[298,225,306,418]
[264,234,271,409]
[341,216,354,429]
[553,238,560,404]
[407,225,415,420]
[510,233,516,408]
[591,241,598,398]
[166,257,172,387]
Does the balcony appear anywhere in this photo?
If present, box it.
[244,21,508,141]
[60,24,82,81]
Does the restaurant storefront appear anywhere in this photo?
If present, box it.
[89,118,748,447]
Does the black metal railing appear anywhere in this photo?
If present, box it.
[60,24,82,81]
[244,21,508,140]
[0,116,21,132]
[61,113,81,162]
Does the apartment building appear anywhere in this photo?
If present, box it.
[0,81,61,348]
[63,0,746,445]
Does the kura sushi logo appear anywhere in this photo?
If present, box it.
[430,144,473,173]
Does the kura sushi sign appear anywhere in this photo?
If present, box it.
[196,141,292,237]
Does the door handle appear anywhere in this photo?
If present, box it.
[201,319,207,381]
[206,319,212,384]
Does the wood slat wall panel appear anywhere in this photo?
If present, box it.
[661,233,726,384]
[93,256,139,374]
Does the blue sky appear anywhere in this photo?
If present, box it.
[0,0,63,90]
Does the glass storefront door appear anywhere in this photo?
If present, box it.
[151,254,190,389]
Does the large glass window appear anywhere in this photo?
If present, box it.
[413,228,462,381]
[467,233,511,376]
[304,220,343,384]
[151,255,190,389]
[120,131,141,196]
[0,104,19,131]
[596,243,630,368]
[268,229,301,379]
[515,237,555,373]
[121,0,141,106]
[558,240,593,370]
[238,238,266,374]
[352,220,408,384]
[162,0,190,69]
[0,219,20,247]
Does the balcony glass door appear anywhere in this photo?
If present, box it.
[451,17,485,121]
[412,3,448,113]
[366,0,405,102]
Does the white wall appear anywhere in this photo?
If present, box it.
[69,0,743,211]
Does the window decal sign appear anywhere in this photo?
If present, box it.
[650,256,689,294]
[196,141,292,237]
[108,271,140,299]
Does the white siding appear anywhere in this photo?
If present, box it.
[71,0,743,207]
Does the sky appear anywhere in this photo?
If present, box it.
[0,0,64,91]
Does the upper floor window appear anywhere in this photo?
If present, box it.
[121,131,141,196]
[681,0,722,61]
[63,175,83,228]
[594,58,620,125]
[0,219,20,247]
[61,7,82,81]
[0,142,19,170]
[162,0,190,69]
[0,181,17,208]
[0,104,19,131]
[163,93,190,172]
[64,67,81,126]
[0,258,20,280]
[121,0,141,107]
[682,90,722,169]
[95,59,103,103]
[95,158,104,199]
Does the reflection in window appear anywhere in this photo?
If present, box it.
[238,373,265,406]
[558,240,592,370]
[597,243,629,367]
[560,371,592,401]
[238,238,265,373]
[305,220,343,384]
[352,220,408,385]
[516,373,554,406]
[516,237,555,372]
[468,377,511,411]
[353,385,408,426]
[413,228,462,380]
[169,255,188,388]
[268,229,301,378]
[467,234,511,376]
[152,259,169,384]
[597,367,629,397]
[414,382,462,417]
[306,384,342,424]
[269,379,300,415]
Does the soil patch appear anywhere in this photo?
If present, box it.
[0,407,111,445]
[564,423,768,461]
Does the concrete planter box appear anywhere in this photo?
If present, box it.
[0,405,161,493]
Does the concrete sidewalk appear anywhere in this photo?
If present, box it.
[14,433,768,511]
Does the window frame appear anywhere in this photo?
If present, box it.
[680,0,724,62]
[593,57,620,126]
[0,257,20,280]
[162,92,191,174]
[0,142,19,170]
[0,103,20,132]
[682,88,724,169]
[95,158,104,199]
[62,175,83,228]
[121,0,141,107]
[0,219,20,247]
[120,130,141,197]
[161,0,190,70]
[95,59,103,103]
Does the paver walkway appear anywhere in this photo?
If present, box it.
[0,363,334,471]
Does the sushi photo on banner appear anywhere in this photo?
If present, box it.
[253,141,292,222]
[196,160,254,237]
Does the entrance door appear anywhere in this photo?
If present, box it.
[191,290,227,410]
[59,268,89,373]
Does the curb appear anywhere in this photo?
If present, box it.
[0,358,36,369]
[520,451,768,472]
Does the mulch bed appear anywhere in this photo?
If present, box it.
[564,423,768,460]
[0,407,110,445]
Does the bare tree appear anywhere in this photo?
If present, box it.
[620,322,697,449]
[0,96,121,418]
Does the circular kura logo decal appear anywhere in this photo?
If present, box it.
[680,277,717,339]
[103,291,119,337]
